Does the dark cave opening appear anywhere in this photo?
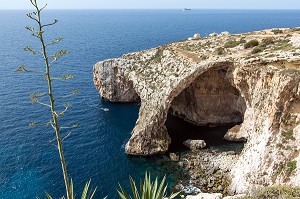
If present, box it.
[165,68,246,153]
[166,113,244,153]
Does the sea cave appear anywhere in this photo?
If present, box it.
[166,68,247,152]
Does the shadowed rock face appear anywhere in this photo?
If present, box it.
[94,28,300,193]
[170,69,246,127]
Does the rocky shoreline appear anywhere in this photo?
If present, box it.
[94,27,300,193]
[168,147,240,196]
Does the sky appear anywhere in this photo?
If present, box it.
[0,0,300,10]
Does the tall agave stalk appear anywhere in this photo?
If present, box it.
[17,0,96,198]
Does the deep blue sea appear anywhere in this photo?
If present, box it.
[0,9,300,199]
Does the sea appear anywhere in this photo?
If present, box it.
[0,9,300,199]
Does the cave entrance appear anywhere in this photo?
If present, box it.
[166,68,246,153]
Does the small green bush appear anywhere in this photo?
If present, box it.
[282,130,295,141]
[272,29,283,34]
[216,47,224,55]
[240,39,247,43]
[224,40,240,48]
[261,37,275,46]
[200,55,208,60]
[244,40,259,49]
[250,185,300,199]
[287,160,297,176]
[252,47,263,54]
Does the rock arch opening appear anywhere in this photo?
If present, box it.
[166,68,247,152]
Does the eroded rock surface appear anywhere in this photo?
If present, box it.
[94,28,300,193]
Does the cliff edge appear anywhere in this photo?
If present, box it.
[93,28,300,193]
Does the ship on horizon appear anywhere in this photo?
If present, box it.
[183,8,192,11]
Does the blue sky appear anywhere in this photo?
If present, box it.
[1,0,300,9]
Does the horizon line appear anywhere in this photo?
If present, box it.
[1,8,300,10]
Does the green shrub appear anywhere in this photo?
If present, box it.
[240,39,247,43]
[117,172,181,199]
[261,37,275,46]
[244,40,259,49]
[287,160,297,176]
[224,40,240,48]
[216,47,224,55]
[272,29,283,34]
[273,39,292,50]
[282,130,295,141]
[250,185,300,199]
[252,47,263,54]
[200,55,208,60]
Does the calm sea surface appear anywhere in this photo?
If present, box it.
[0,9,300,198]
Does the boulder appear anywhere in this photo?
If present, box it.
[169,153,180,161]
[223,125,247,142]
[183,139,207,150]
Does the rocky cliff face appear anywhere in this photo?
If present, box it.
[93,28,300,193]
[93,59,140,102]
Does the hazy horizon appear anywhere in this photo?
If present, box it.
[1,8,300,10]
[1,0,300,10]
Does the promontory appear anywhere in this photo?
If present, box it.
[93,28,300,193]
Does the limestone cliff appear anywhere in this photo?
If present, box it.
[94,28,300,193]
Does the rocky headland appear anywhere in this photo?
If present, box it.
[94,28,300,195]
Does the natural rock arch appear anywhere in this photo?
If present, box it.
[125,62,246,155]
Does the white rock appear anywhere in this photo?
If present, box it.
[193,33,201,39]
[221,31,230,36]
[223,194,246,199]
[183,139,206,150]
[186,193,222,199]
[183,185,201,195]
[169,153,179,161]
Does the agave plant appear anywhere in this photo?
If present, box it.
[36,179,97,199]
[117,172,181,199]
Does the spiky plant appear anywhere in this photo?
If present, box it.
[37,180,97,199]
[117,172,181,199]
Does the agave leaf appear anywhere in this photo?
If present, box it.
[156,175,166,199]
[168,191,181,199]
[152,177,158,199]
[118,182,131,199]
[129,176,140,199]
[69,179,74,199]
[117,190,129,199]
[162,186,168,199]
[81,179,91,199]
[45,192,53,199]
[88,186,97,199]
[146,172,151,199]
